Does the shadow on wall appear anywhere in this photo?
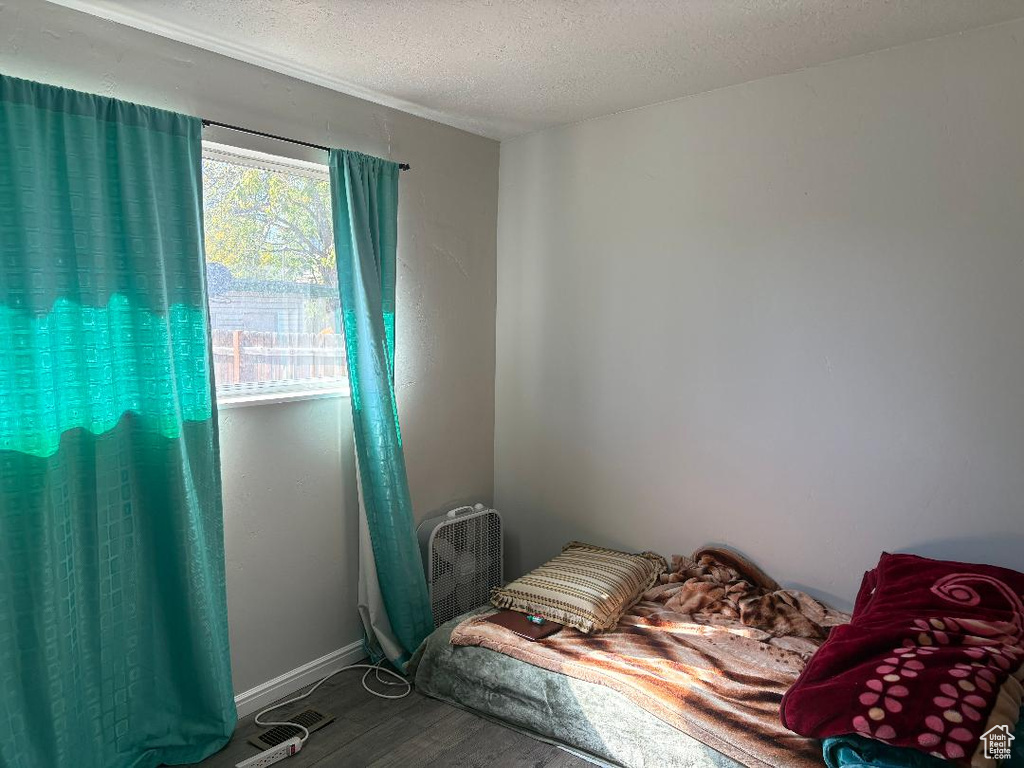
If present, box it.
[785,583,857,614]
[896,534,1024,572]
[419,498,492,520]
[670,534,1024,614]
[502,519,634,583]
[689,539,857,612]
[789,533,1024,614]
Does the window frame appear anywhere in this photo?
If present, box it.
[201,141,349,408]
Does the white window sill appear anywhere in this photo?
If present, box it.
[217,385,350,410]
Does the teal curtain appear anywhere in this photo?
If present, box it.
[0,75,235,767]
[329,149,433,667]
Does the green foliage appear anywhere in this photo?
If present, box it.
[202,158,336,285]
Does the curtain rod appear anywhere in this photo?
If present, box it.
[201,119,411,171]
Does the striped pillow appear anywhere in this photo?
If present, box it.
[491,541,667,633]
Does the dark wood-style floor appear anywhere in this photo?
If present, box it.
[190,664,592,768]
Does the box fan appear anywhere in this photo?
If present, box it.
[416,504,503,627]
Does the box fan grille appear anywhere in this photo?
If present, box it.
[417,505,503,627]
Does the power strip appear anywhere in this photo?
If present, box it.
[238,661,410,768]
[234,736,302,768]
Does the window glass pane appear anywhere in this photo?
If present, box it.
[201,150,345,397]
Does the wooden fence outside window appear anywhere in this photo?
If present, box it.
[211,330,346,386]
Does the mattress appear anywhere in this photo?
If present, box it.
[409,608,743,768]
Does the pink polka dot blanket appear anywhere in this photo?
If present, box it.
[781,553,1024,767]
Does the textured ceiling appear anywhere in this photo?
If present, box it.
[47,0,1024,139]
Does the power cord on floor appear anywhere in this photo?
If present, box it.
[253,660,411,745]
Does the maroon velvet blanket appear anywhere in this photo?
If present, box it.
[781,553,1024,766]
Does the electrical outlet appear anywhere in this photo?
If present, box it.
[234,736,302,768]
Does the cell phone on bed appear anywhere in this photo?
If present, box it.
[485,610,563,641]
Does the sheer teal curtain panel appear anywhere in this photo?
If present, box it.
[329,149,433,668]
[0,75,235,768]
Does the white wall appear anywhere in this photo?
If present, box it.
[495,20,1024,609]
[216,399,358,693]
[1,0,498,693]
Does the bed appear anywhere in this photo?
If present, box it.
[410,607,742,767]
[410,548,848,768]
[411,549,1024,768]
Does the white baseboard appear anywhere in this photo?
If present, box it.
[234,640,366,718]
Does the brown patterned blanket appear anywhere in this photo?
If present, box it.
[451,547,850,768]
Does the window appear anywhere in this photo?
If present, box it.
[201,142,345,404]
